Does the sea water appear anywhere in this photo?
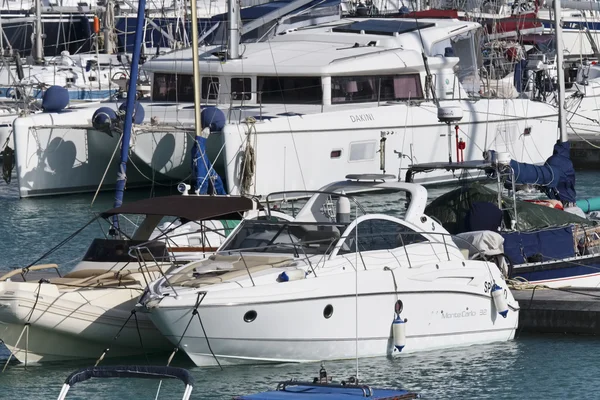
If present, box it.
[1,172,599,399]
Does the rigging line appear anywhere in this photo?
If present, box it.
[413,13,438,106]
[91,131,123,207]
[354,204,358,381]
[25,216,99,269]
[265,37,307,191]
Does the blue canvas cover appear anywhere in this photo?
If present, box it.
[502,226,575,264]
[507,141,577,204]
[235,385,417,400]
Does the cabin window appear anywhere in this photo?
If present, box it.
[338,219,427,254]
[331,74,423,104]
[257,76,322,104]
[349,141,376,162]
[231,77,251,101]
[152,73,194,102]
[202,77,220,100]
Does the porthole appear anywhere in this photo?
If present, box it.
[323,304,334,319]
[243,310,257,323]
[394,300,403,314]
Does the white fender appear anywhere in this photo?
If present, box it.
[392,316,406,352]
[491,283,509,318]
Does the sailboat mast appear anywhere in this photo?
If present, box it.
[34,0,43,63]
[112,0,146,227]
[190,0,202,136]
[552,0,568,143]
[228,0,240,59]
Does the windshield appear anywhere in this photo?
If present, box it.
[220,220,348,255]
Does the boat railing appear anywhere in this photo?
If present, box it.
[276,380,374,397]
[0,263,60,282]
[164,229,510,288]
[130,245,181,297]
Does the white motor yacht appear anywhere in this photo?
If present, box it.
[142,175,519,367]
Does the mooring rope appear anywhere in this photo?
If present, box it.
[94,309,137,366]
[1,278,48,371]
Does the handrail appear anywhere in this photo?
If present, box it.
[0,264,59,282]
[276,380,374,397]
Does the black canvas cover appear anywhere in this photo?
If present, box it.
[64,365,194,387]
[425,183,593,234]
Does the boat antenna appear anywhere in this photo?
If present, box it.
[111,0,147,232]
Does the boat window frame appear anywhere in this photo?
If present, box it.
[257,75,323,105]
[201,76,221,101]
[152,73,195,102]
[231,77,252,101]
[331,215,428,256]
[330,74,424,104]
[218,219,347,256]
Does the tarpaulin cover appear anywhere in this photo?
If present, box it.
[508,141,577,204]
[502,226,575,264]
[424,183,592,234]
[64,366,194,387]
[100,195,260,222]
[235,384,417,400]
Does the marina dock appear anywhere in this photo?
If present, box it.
[570,134,600,169]
[513,287,600,334]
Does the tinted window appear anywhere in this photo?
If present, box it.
[331,74,423,104]
[232,77,251,100]
[221,220,344,255]
[152,73,194,102]
[339,219,427,253]
[202,77,220,100]
[83,239,169,262]
[258,76,322,104]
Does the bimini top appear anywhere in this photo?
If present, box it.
[63,365,194,387]
[100,195,261,222]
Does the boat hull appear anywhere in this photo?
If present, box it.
[512,254,600,288]
[148,264,519,366]
[0,280,172,363]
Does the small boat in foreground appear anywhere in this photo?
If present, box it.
[236,365,419,399]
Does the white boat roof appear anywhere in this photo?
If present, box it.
[143,18,481,76]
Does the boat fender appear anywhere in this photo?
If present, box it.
[201,106,226,131]
[42,86,69,112]
[119,102,145,124]
[92,107,118,135]
[336,194,351,223]
[491,283,509,318]
[277,270,306,282]
[2,145,14,184]
[392,315,407,352]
